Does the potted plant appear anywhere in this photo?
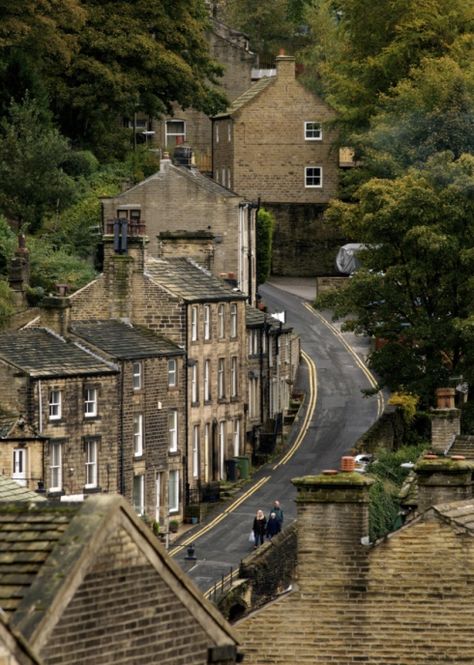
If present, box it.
[169,519,179,533]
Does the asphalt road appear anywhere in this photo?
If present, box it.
[172,279,381,593]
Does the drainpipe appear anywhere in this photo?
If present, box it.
[37,379,43,434]
[119,363,125,495]
[184,305,189,507]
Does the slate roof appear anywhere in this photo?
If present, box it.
[0,328,117,378]
[146,257,247,302]
[434,499,474,530]
[0,503,79,616]
[213,76,275,118]
[70,320,184,360]
[0,476,46,503]
[245,306,293,333]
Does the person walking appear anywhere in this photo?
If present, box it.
[266,512,281,539]
[252,509,267,548]
[269,500,284,526]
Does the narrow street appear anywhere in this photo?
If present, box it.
[172,279,381,593]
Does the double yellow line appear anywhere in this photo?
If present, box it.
[169,474,270,557]
[304,303,384,417]
[272,349,318,470]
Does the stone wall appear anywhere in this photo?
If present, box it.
[266,203,346,276]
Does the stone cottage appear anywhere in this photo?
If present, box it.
[101,154,257,305]
[212,54,345,276]
[0,494,241,664]
[237,460,474,664]
[0,327,119,497]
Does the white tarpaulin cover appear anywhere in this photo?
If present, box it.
[336,243,365,274]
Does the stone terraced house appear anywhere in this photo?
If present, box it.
[0,495,241,665]
[100,154,257,306]
[0,327,119,498]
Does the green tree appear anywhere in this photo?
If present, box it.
[51,0,227,156]
[302,0,474,133]
[317,152,474,403]
[256,208,275,286]
[0,97,77,232]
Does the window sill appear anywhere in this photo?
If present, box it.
[84,486,102,494]
[168,450,180,456]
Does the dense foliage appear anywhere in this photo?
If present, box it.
[368,444,427,541]
[256,208,275,286]
[0,0,226,157]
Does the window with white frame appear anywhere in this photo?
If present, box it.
[168,358,177,387]
[133,474,145,515]
[191,362,199,404]
[132,362,142,390]
[304,121,322,140]
[227,122,231,142]
[49,441,62,491]
[219,421,226,479]
[218,358,225,399]
[85,438,98,488]
[168,410,178,452]
[233,419,240,457]
[262,331,267,354]
[305,166,323,188]
[269,337,274,367]
[12,448,27,486]
[231,356,238,398]
[221,168,225,185]
[230,303,237,338]
[204,359,211,401]
[285,335,290,364]
[84,387,97,417]
[168,469,179,513]
[249,329,258,356]
[227,168,231,189]
[165,120,186,148]
[204,423,210,483]
[215,123,219,143]
[218,304,225,339]
[204,304,211,340]
[48,389,61,420]
[133,414,143,456]
[249,376,259,419]
[192,425,199,478]
[155,472,163,524]
[191,305,198,341]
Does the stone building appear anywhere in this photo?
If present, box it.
[237,461,474,664]
[212,54,345,276]
[246,306,299,456]
[101,154,257,305]
[69,320,185,526]
[0,494,241,664]
[0,327,119,497]
[0,613,42,665]
[142,16,256,174]
[143,256,248,494]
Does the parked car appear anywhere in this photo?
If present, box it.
[354,453,373,473]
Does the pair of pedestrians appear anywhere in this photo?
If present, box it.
[251,500,284,548]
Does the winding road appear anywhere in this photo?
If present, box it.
[172,279,382,593]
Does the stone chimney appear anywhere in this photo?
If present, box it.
[431,387,460,453]
[40,292,71,337]
[102,222,148,320]
[275,53,296,81]
[292,462,374,594]
[160,151,171,173]
[414,455,473,514]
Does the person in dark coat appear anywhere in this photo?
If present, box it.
[252,509,267,548]
[266,512,281,539]
[269,500,284,526]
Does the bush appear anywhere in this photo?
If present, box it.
[61,150,99,177]
[27,236,96,293]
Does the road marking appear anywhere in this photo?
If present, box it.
[272,349,318,469]
[169,475,270,556]
[303,303,384,417]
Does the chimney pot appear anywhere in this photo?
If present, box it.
[340,456,356,472]
[435,387,456,409]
